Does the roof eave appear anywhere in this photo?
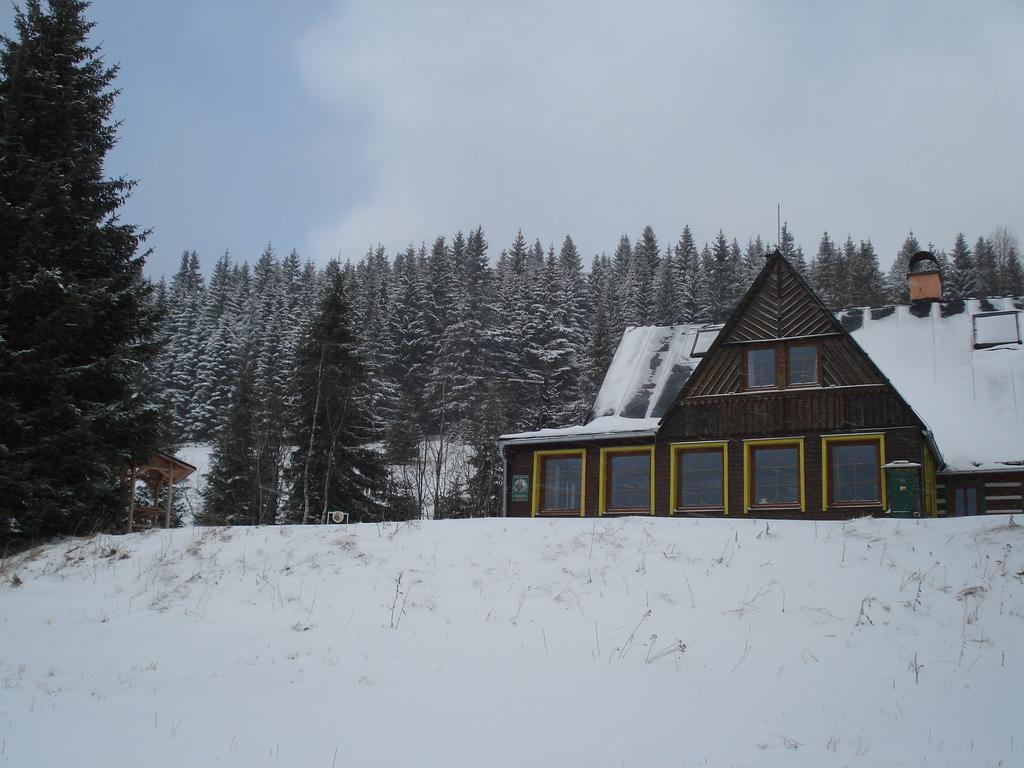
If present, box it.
[497,428,658,447]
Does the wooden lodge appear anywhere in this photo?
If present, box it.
[498,251,1024,519]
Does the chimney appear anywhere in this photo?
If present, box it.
[907,251,942,302]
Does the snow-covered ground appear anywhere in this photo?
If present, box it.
[2,515,1022,767]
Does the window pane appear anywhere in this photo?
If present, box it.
[831,443,879,503]
[753,446,799,505]
[747,348,776,388]
[788,345,818,385]
[609,453,650,509]
[954,487,978,516]
[679,450,723,507]
[542,456,582,511]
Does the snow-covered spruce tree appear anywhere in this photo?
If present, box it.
[0,0,162,544]
[996,229,1024,296]
[579,253,617,408]
[199,361,271,526]
[741,236,766,288]
[161,250,205,439]
[283,263,384,524]
[702,231,740,323]
[653,244,677,325]
[810,231,844,310]
[974,236,999,298]
[887,232,921,303]
[779,222,807,277]
[843,238,887,308]
[945,233,975,300]
[673,225,704,323]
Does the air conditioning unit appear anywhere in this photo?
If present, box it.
[328,510,349,525]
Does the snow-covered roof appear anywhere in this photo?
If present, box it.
[590,324,719,420]
[499,324,718,445]
[840,297,1024,473]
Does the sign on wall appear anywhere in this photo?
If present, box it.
[511,475,530,503]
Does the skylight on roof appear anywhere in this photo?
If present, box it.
[973,311,1021,349]
[690,325,723,357]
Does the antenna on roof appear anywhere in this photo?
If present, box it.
[777,203,781,249]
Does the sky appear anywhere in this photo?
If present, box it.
[3,0,1023,279]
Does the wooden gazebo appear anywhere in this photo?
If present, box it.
[126,451,197,532]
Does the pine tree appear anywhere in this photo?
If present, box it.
[199,362,270,526]
[284,265,383,524]
[778,223,807,276]
[845,239,887,307]
[673,226,703,323]
[0,0,162,543]
[703,231,739,322]
[945,233,975,299]
[810,231,843,309]
[975,236,999,297]
[887,232,921,303]
[741,236,766,287]
[995,228,1024,296]
[653,244,677,325]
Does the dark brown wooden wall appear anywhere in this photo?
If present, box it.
[505,426,927,520]
[936,473,1024,516]
[660,387,919,438]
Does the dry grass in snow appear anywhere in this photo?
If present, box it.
[2,515,1023,766]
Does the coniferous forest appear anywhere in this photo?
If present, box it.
[2,1,1023,545]
[150,224,1024,528]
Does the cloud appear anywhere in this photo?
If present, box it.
[297,0,1024,265]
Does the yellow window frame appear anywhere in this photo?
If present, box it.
[669,441,729,515]
[531,448,587,517]
[820,433,886,511]
[743,437,806,513]
[598,445,655,515]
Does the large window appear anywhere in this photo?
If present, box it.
[532,449,586,516]
[743,342,821,390]
[744,438,805,511]
[599,446,654,514]
[821,434,886,511]
[671,442,728,513]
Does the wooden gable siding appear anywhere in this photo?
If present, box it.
[819,336,885,387]
[725,259,834,343]
[661,386,918,439]
[686,335,886,397]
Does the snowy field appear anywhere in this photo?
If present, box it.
[2,515,1023,767]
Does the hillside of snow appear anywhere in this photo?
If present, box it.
[2,516,1023,767]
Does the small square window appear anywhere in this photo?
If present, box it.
[973,311,1021,349]
[746,348,776,388]
[691,325,723,357]
[787,345,818,386]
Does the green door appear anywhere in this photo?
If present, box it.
[886,467,919,517]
